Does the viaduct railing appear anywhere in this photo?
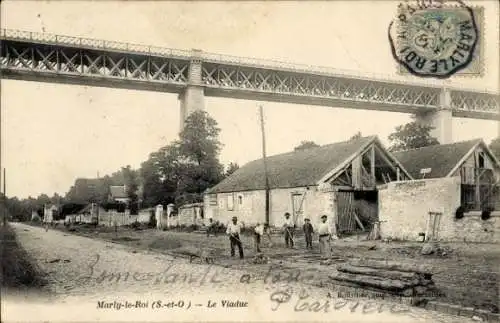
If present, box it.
[1,29,499,119]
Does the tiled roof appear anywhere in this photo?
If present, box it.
[110,185,128,199]
[392,139,482,179]
[207,136,376,194]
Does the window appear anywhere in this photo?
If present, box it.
[227,194,234,211]
[238,195,243,205]
[478,152,485,169]
[218,197,224,209]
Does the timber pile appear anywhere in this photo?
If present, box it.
[329,259,439,298]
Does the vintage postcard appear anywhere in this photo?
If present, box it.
[1,1,499,323]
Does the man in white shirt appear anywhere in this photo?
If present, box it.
[283,212,295,248]
[317,214,332,258]
[226,216,244,259]
[254,222,264,253]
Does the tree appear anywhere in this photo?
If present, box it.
[176,111,225,204]
[225,162,240,177]
[36,194,51,206]
[140,153,165,208]
[489,137,500,160]
[294,140,320,151]
[122,165,139,215]
[50,193,64,206]
[350,131,362,140]
[388,121,439,152]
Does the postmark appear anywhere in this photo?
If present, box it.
[388,0,481,78]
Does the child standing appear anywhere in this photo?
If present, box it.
[303,218,314,249]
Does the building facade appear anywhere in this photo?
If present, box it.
[205,136,410,233]
[382,139,500,243]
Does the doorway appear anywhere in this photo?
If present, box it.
[291,192,306,226]
[336,190,378,234]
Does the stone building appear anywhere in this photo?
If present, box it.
[380,139,500,243]
[204,136,410,233]
[109,185,130,204]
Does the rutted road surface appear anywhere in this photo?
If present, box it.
[3,223,478,322]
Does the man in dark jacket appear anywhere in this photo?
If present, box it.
[303,218,314,249]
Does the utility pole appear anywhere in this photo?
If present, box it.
[2,168,6,225]
[96,170,100,226]
[259,105,271,226]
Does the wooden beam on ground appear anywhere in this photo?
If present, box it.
[329,272,415,292]
[337,264,422,282]
[349,259,433,277]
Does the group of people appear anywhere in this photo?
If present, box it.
[216,212,337,260]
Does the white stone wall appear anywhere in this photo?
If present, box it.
[178,204,204,226]
[269,186,327,228]
[207,190,266,226]
[204,186,330,228]
[379,176,500,243]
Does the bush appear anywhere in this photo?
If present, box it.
[128,221,141,230]
[481,207,493,221]
[455,206,465,220]
[187,224,199,232]
[215,221,226,234]
[148,213,157,228]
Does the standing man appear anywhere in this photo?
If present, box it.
[318,215,332,258]
[254,222,264,253]
[283,212,295,248]
[226,216,244,259]
[303,218,314,249]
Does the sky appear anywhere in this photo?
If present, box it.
[1,0,499,199]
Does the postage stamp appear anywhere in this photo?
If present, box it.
[388,0,484,78]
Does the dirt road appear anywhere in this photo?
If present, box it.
[2,223,480,322]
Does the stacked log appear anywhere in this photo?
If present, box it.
[329,260,440,298]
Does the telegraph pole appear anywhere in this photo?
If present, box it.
[2,168,6,225]
[258,105,271,226]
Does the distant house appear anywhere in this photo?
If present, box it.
[109,185,130,204]
[61,203,87,224]
[204,136,411,233]
[379,139,500,243]
[393,139,500,211]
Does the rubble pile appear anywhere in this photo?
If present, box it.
[251,253,269,264]
[329,259,441,298]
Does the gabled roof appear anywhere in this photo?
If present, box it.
[110,185,128,199]
[392,139,483,179]
[208,136,378,194]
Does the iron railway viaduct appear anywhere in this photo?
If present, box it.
[1,29,499,143]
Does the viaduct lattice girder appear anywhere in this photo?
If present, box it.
[0,29,498,120]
